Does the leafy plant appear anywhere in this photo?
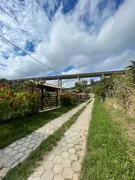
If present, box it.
[70,95,78,104]
[59,93,72,106]
[93,71,135,116]
[125,60,135,74]
[0,83,41,121]
[93,77,113,101]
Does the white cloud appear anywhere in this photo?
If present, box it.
[0,0,135,87]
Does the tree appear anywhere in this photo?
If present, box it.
[84,87,91,94]
[93,77,113,101]
[125,60,135,74]
[81,80,88,88]
[75,82,82,92]
[75,82,81,88]
[90,79,94,85]
[75,80,88,92]
[0,78,8,84]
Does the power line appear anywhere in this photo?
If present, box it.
[0,34,58,74]
[1,9,66,71]
[3,10,66,65]
[47,43,66,63]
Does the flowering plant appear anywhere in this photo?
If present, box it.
[0,83,41,121]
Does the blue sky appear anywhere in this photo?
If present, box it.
[0,0,135,87]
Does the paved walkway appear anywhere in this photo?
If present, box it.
[0,102,87,179]
[28,99,94,180]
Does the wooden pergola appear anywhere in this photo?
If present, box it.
[31,81,62,110]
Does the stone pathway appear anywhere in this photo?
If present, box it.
[28,99,94,180]
[0,102,87,179]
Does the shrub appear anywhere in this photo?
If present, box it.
[0,83,14,120]
[110,72,135,114]
[93,77,113,101]
[70,95,78,104]
[93,72,135,116]
[84,87,91,95]
[59,93,72,106]
[0,83,41,121]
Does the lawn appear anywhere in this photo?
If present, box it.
[0,105,77,149]
[3,105,87,180]
[81,98,135,180]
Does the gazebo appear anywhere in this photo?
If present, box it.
[31,81,62,110]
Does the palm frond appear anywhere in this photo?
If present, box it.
[125,60,135,70]
[125,65,134,70]
[130,60,135,65]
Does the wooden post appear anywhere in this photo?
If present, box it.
[41,87,44,110]
[56,89,58,107]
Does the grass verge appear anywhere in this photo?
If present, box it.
[3,105,87,180]
[0,105,78,149]
[106,102,135,168]
[81,98,135,180]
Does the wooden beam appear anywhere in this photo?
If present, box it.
[56,89,58,107]
[41,87,44,110]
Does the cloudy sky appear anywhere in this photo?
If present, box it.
[0,0,135,87]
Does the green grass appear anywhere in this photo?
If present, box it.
[81,98,135,180]
[0,105,77,149]
[107,105,135,167]
[3,105,87,180]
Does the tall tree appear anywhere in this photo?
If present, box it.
[90,79,94,85]
[81,80,88,88]
[126,60,135,75]
[75,82,81,88]
[75,82,82,92]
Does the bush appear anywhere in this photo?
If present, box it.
[0,83,41,121]
[59,93,72,106]
[71,95,78,104]
[110,72,135,114]
[84,87,91,94]
[93,77,113,101]
[93,72,135,116]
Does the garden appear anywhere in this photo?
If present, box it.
[0,81,85,149]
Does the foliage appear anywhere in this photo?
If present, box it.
[0,82,41,121]
[93,72,135,115]
[70,95,78,104]
[125,60,135,73]
[110,72,135,114]
[75,80,88,92]
[93,77,113,101]
[59,93,78,106]
[81,80,88,88]
[59,93,72,106]
[83,87,91,94]
[75,82,82,92]
[90,79,94,85]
